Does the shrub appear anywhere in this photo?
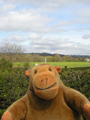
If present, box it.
[0,59,12,69]
[61,68,90,100]
[23,62,30,70]
[0,67,28,117]
[0,67,90,118]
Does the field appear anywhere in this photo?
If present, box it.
[13,62,90,68]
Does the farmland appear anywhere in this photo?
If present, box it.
[13,62,90,68]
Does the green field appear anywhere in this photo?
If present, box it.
[13,62,90,68]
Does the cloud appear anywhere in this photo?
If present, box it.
[0,0,90,33]
[1,33,90,55]
[82,34,90,39]
[54,21,72,27]
[0,3,15,14]
[28,35,90,55]
[0,0,90,55]
[78,8,90,18]
[77,18,90,24]
[2,0,90,12]
[0,10,51,33]
[2,34,26,43]
[28,33,42,40]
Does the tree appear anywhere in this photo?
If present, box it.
[0,42,25,62]
[33,54,44,62]
[46,56,54,62]
[54,54,62,62]
[0,42,24,54]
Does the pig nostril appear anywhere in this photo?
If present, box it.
[41,80,43,82]
[46,78,48,80]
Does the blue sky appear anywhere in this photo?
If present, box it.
[0,0,90,55]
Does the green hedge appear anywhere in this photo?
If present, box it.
[0,59,12,69]
[0,66,90,118]
[0,68,28,117]
[61,68,90,100]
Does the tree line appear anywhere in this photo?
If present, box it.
[0,43,86,62]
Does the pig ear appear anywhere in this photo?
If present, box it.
[55,66,62,74]
[25,70,31,78]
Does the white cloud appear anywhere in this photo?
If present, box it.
[54,21,72,27]
[77,18,90,24]
[28,33,42,40]
[82,34,90,39]
[0,10,51,32]
[0,3,15,14]
[1,33,90,55]
[0,0,90,55]
[2,0,90,12]
[0,0,90,33]
[27,36,90,55]
[78,8,90,18]
[2,34,26,43]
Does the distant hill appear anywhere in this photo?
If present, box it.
[71,55,90,58]
[30,52,64,57]
[29,52,90,58]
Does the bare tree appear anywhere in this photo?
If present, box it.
[0,42,24,53]
[0,42,25,62]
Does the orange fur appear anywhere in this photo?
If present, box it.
[1,64,90,120]
[1,111,12,120]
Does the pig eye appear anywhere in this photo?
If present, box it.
[49,68,52,71]
[35,70,37,74]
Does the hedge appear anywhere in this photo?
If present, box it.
[0,67,90,119]
[61,68,90,100]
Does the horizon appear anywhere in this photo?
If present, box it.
[21,52,90,57]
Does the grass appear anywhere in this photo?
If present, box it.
[13,62,90,68]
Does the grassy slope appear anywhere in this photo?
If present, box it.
[13,62,90,68]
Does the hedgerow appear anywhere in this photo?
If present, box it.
[0,63,90,118]
[61,68,90,100]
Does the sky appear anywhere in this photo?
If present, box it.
[0,0,90,55]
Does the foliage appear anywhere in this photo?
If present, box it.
[0,68,28,109]
[0,52,87,62]
[23,62,30,70]
[61,68,90,100]
[0,59,12,69]
[0,66,90,118]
